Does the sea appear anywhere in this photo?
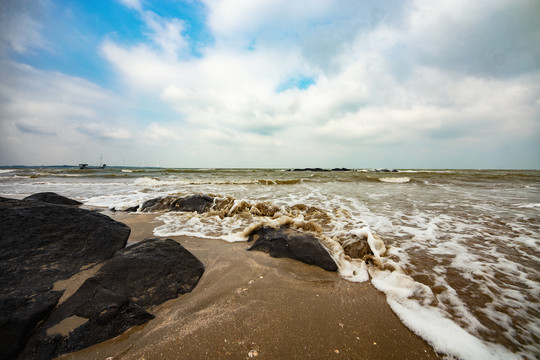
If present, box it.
[1,167,538,359]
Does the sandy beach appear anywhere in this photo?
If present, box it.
[53,212,440,359]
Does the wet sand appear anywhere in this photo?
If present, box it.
[58,212,440,360]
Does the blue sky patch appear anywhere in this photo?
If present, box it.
[276,75,316,93]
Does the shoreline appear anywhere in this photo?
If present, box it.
[56,212,440,359]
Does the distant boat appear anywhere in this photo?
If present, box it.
[79,154,106,169]
[79,163,106,170]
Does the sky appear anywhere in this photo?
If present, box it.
[0,0,539,169]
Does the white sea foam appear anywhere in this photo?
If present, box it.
[517,202,540,209]
[367,262,520,359]
[134,177,174,187]
[0,169,15,174]
[378,177,410,183]
[384,296,519,360]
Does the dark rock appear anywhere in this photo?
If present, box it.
[331,168,351,171]
[373,169,398,173]
[140,197,162,211]
[124,205,140,212]
[0,197,130,359]
[23,192,82,206]
[290,168,352,172]
[20,279,153,360]
[89,238,205,308]
[292,168,329,172]
[247,226,337,272]
[21,238,204,360]
[0,292,62,360]
[140,195,214,213]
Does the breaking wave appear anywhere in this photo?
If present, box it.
[134,176,305,187]
[378,177,411,183]
[145,193,383,282]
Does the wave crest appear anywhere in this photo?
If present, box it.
[378,177,411,183]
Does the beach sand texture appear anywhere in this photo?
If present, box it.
[56,213,439,359]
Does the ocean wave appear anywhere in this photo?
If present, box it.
[257,179,303,185]
[133,177,177,187]
[29,173,83,178]
[134,176,306,187]
[378,177,411,183]
[517,203,540,209]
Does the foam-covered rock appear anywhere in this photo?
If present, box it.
[140,195,214,213]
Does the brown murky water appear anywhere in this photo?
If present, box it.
[2,167,539,358]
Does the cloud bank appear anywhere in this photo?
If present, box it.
[1,0,539,168]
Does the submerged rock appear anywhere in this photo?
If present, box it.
[290,168,352,172]
[140,195,214,213]
[23,192,82,206]
[0,197,130,359]
[342,239,373,259]
[291,168,329,172]
[247,226,337,272]
[21,238,205,360]
[123,205,140,212]
[330,168,352,172]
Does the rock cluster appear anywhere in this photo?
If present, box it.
[0,195,204,360]
[139,194,214,213]
[2,192,341,359]
[290,168,352,172]
[131,195,339,273]
[0,197,130,359]
[131,195,340,273]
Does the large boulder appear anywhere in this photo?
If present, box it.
[247,226,338,272]
[20,279,153,360]
[140,194,214,213]
[87,238,205,308]
[23,192,83,206]
[0,197,130,359]
[21,238,205,360]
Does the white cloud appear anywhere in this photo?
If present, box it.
[142,11,188,59]
[144,122,183,143]
[117,0,142,12]
[97,0,540,168]
[77,123,132,140]
[0,1,47,55]
[0,61,135,165]
[202,0,336,42]
[118,1,193,59]
[2,0,538,168]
